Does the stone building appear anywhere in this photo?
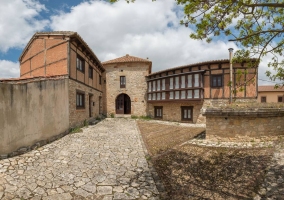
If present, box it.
[102,54,152,117]
[19,31,104,127]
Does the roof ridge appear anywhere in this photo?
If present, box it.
[102,54,151,64]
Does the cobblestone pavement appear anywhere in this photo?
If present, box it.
[0,118,161,200]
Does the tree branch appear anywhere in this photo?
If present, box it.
[229,30,284,41]
[243,3,284,8]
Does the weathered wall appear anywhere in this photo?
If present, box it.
[104,63,149,116]
[148,101,204,123]
[69,79,102,127]
[0,78,69,155]
[204,108,284,141]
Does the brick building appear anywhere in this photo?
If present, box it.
[19,31,104,127]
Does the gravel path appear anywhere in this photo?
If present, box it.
[0,118,160,200]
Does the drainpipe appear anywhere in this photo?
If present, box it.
[228,48,234,104]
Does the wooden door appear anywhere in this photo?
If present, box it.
[116,94,124,114]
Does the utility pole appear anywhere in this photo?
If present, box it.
[228,48,234,104]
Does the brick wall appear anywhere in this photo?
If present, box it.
[204,108,284,141]
[20,37,68,77]
[69,79,102,127]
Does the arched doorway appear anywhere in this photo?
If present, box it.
[116,93,131,114]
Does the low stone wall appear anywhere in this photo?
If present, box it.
[0,77,69,156]
[204,107,284,141]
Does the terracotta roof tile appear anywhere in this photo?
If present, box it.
[258,85,284,92]
[102,54,152,65]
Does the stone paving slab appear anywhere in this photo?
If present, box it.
[0,118,160,200]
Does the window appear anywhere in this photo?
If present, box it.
[153,81,156,91]
[99,75,102,85]
[76,92,85,109]
[169,91,174,99]
[194,89,200,98]
[170,78,174,89]
[162,79,165,90]
[181,106,193,121]
[175,91,180,99]
[181,76,185,88]
[148,82,152,92]
[120,76,126,88]
[175,76,179,89]
[154,106,163,118]
[157,80,160,91]
[194,74,199,87]
[211,74,223,87]
[187,90,193,99]
[261,96,266,103]
[187,75,192,87]
[162,92,166,100]
[278,96,283,102]
[148,94,152,100]
[76,55,85,72]
[181,91,186,99]
[152,93,156,100]
[89,66,93,79]
[157,93,161,100]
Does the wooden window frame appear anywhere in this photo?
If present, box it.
[99,75,102,85]
[278,96,283,103]
[76,55,85,73]
[211,74,223,88]
[154,106,163,119]
[89,66,93,79]
[120,76,126,88]
[261,96,266,103]
[76,91,85,109]
[181,106,193,121]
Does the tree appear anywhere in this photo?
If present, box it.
[110,0,284,87]
[178,0,284,87]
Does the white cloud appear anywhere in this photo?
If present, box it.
[0,60,20,78]
[0,0,49,52]
[49,0,239,72]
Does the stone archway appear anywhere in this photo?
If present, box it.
[115,93,131,114]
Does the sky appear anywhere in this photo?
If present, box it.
[0,0,280,85]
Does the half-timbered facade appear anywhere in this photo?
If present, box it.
[19,31,104,127]
[147,60,258,123]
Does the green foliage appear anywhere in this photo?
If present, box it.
[70,127,83,134]
[83,119,89,127]
[110,113,115,118]
[178,0,284,86]
[131,115,139,119]
[131,115,152,120]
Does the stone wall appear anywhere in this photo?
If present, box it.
[148,101,204,123]
[204,108,284,141]
[103,63,149,116]
[69,79,102,127]
[0,77,69,155]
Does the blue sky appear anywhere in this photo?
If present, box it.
[0,0,279,85]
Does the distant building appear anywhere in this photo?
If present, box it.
[258,85,284,103]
